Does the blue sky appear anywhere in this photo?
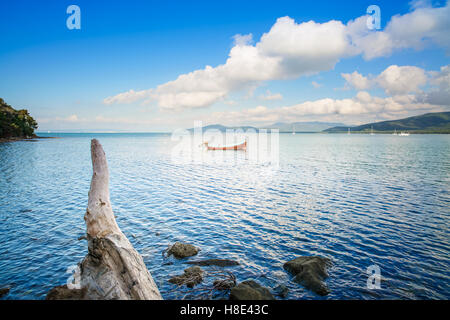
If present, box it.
[0,0,449,131]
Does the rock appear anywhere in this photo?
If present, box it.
[283,256,331,296]
[213,279,236,291]
[169,266,204,288]
[186,259,239,267]
[47,139,162,300]
[229,280,274,300]
[155,232,160,236]
[77,235,87,241]
[0,287,10,298]
[167,242,199,259]
[273,284,289,298]
[46,285,86,300]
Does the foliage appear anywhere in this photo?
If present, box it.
[0,98,38,138]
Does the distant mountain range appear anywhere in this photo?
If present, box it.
[188,112,450,134]
[188,124,259,132]
[324,112,450,133]
[189,121,346,133]
[266,121,346,132]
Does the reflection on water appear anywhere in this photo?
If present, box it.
[0,133,449,299]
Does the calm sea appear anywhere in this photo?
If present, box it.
[0,132,449,299]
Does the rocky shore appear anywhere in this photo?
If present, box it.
[0,136,57,143]
[0,136,35,143]
[161,240,331,300]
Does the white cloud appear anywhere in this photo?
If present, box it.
[342,65,428,95]
[311,81,322,88]
[104,3,450,110]
[409,0,433,10]
[376,65,428,95]
[103,89,152,105]
[419,64,450,105]
[104,16,352,110]
[37,113,177,132]
[347,2,450,59]
[223,99,237,106]
[257,18,351,78]
[66,114,79,122]
[341,71,371,90]
[38,114,80,123]
[277,91,432,117]
[208,91,442,126]
[232,33,253,46]
[103,16,351,110]
[259,90,283,100]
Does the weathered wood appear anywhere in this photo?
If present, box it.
[85,139,122,238]
[79,139,162,300]
[47,139,162,300]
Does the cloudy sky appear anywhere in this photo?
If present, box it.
[1,0,449,131]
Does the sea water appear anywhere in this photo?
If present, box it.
[0,132,449,299]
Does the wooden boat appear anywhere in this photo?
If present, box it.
[203,140,247,151]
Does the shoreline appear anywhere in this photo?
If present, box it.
[0,136,58,143]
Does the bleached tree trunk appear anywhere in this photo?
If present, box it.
[78,139,162,300]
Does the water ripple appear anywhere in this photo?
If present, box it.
[0,133,449,299]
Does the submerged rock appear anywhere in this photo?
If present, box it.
[0,287,10,298]
[229,280,274,300]
[167,242,199,259]
[273,284,289,298]
[283,256,331,296]
[186,259,239,267]
[213,279,236,291]
[169,266,204,288]
[46,285,86,300]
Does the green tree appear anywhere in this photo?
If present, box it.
[0,98,38,138]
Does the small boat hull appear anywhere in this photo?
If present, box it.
[205,141,247,151]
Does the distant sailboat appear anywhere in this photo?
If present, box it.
[348,128,351,135]
[370,126,375,135]
[399,131,410,136]
[292,124,296,135]
[393,129,398,135]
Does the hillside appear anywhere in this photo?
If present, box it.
[189,121,345,133]
[266,121,346,132]
[324,112,450,134]
[0,98,38,139]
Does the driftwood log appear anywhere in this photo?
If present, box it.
[47,139,162,300]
